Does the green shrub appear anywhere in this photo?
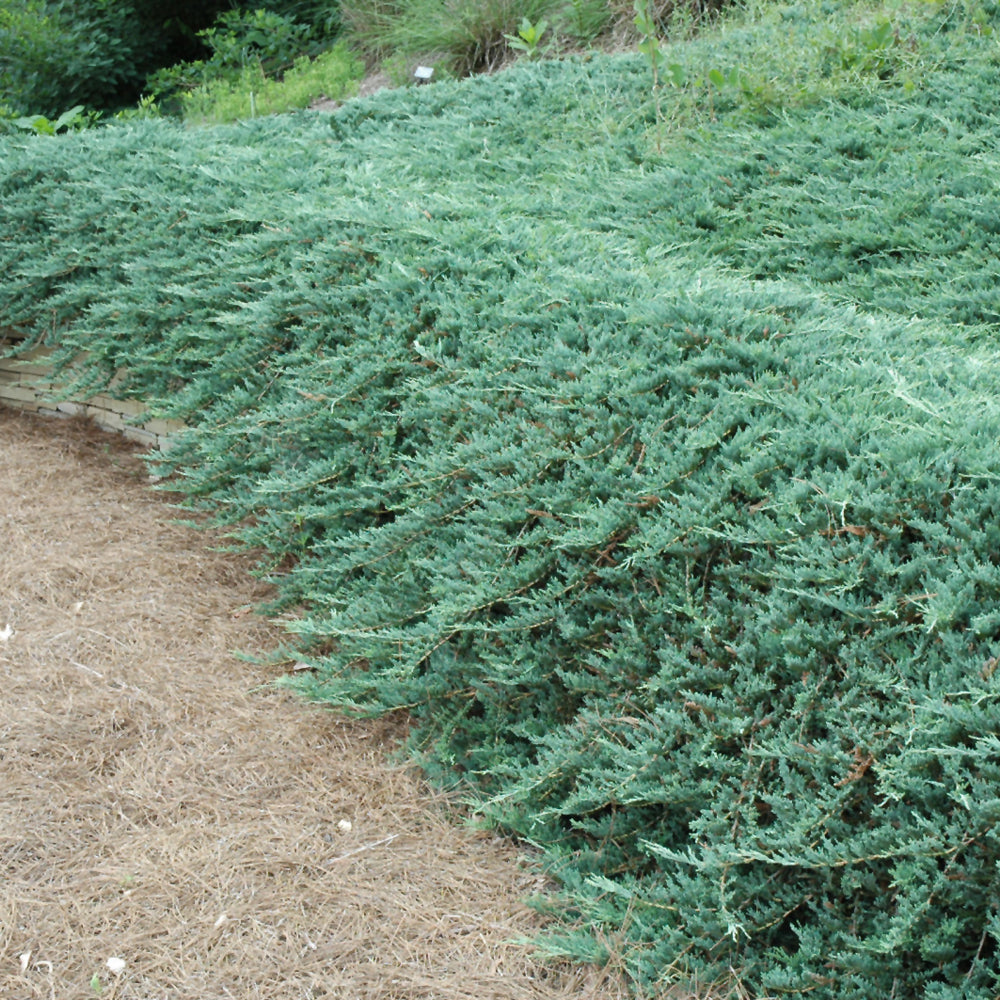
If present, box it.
[146,7,348,117]
[143,59,212,116]
[9,104,94,134]
[0,0,317,116]
[180,43,362,122]
[198,7,311,73]
[3,3,1000,997]
[257,0,342,39]
[0,0,158,115]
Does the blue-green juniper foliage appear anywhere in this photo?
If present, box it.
[3,2,1000,996]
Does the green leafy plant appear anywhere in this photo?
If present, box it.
[254,0,343,40]
[706,64,740,90]
[112,94,161,122]
[143,60,209,114]
[197,7,310,74]
[11,104,90,134]
[505,16,551,57]
[826,17,908,79]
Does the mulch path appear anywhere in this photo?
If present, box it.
[0,408,627,1000]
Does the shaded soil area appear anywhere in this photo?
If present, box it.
[0,409,626,1000]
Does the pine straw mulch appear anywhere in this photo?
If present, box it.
[0,408,634,1000]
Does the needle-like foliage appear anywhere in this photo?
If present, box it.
[4,3,1000,995]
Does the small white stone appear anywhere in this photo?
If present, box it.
[337,819,352,833]
[19,951,30,974]
[106,957,126,975]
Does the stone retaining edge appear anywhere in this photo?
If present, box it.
[0,332,184,449]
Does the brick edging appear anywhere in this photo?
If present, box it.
[0,332,184,449]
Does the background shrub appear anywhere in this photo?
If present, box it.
[145,7,316,115]
[0,0,342,116]
[0,0,158,115]
[260,0,343,39]
[180,43,361,123]
[197,8,311,73]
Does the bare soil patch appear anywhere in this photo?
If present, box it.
[0,409,626,1000]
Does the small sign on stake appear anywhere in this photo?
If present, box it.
[414,66,434,83]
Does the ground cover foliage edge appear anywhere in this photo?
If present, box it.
[3,4,1000,995]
